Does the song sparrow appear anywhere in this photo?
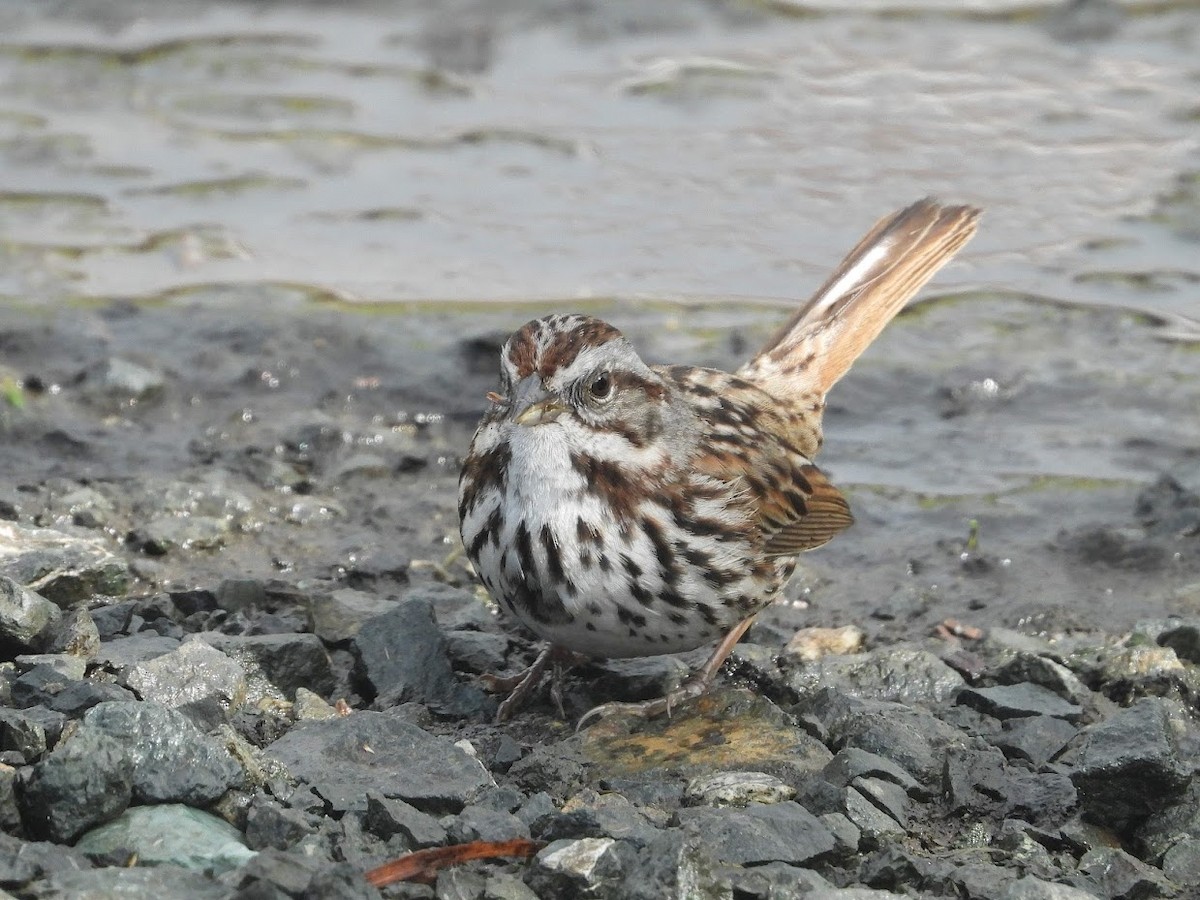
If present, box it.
[459,198,981,722]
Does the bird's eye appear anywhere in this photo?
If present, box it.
[589,372,612,401]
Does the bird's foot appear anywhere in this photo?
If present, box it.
[481,645,583,723]
[575,672,713,731]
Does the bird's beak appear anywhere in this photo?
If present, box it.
[510,375,565,426]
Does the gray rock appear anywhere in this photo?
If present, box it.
[555,789,661,844]
[684,771,796,808]
[45,678,137,717]
[244,797,317,851]
[731,862,835,898]
[0,522,130,605]
[677,801,836,865]
[448,804,529,843]
[93,633,182,672]
[133,515,229,555]
[32,865,229,899]
[41,606,100,659]
[0,833,91,888]
[944,745,1011,815]
[1162,837,1200,887]
[198,631,333,700]
[1000,876,1102,899]
[352,598,490,717]
[364,792,448,848]
[1070,846,1175,899]
[0,707,53,760]
[82,355,165,402]
[16,728,133,842]
[125,639,248,712]
[266,711,494,814]
[83,701,242,804]
[996,654,1092,705]
[531,838,625,897]
[958,684,1083,721]
[14,653,85,680]
[56,486,117,530]
[307,587,393,644]
[229,848,380,900]
[74,804,255,873]
[0,575,59,651]
[789,647,965,706]
[10,662,82,708]
[443,629,510,675]
[996,716,1078,766]
[822,748,924,798]
[1069,697,1194,823]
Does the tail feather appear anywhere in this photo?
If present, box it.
[739,198,980,405]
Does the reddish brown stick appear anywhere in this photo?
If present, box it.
[364,838,546,887]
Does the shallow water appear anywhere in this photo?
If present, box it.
[0,0,1198,638]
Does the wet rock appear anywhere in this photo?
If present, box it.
[130,515,230,555]
[0,522,130,605]
[56,485,117,530]
[996,716,1078,766]
[364,792,448,848]
[1068,697,1193,824]
[789,647,965,707]
[958,683,1083,721]
[74,804,255,873]
[352,597,490,717]
[0,575,60,652]
[822,748,924,799]
[677,801,836,865]
[590,655,692,702]
[81,355,165,403]
[199,631,334,700]
[16,728,133,842]
[307,587,393,644]
[83,701,242,804]
[995,654,1092,705]
[266,711,494,814]
[125,638,248,713]
[684,771,796,808]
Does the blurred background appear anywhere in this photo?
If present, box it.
[1,0,1198,634]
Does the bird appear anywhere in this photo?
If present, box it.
[458,198,981,723]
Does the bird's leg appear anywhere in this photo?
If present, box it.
[481,645,583,723]
[575,615,757,731]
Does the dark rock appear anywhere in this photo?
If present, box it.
[45,678,137,716]
[944,745,1011,815]
[90,600,139,638]
[0,522,130,605]
[232,847,383,899]
[1136,474,1200,536]
[1162,837,1200,887]
[0,575,59,653]
[1000,771,1077,827]
[93,633,183,672]
[843,782,905,845]
[443,629,510,675]
[1070,846,1176,899]
[307,588,393,644]
[789,647,965,706]
[1157,619,1200,664]
[16,728,133,842]
[199,631,335,699]
[0,832,92,890]
[589,655,691,702]
[352,598,490,717]
[507,742,589,801]
[364,792,447,848]
[1069,697,1194,824]
[859,846,956,893]
[529,837,629,898]
[996,716,1078,766]
[958,684,1083,721]
[995,654,1092,705]
[41,606,100,659]
[447,804,529,843]
[676,801,836,865]
[730,861,835,898]
[266,711,494,814]
[11,662,78,708]
[1136,779,1200,865]
[0,708,50,760]
[557,789,661,844]
[245,796,316,850]
[74,804,255,873]
[0,767,20,833]
[82,701,242,804]
[822,748,924,798]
